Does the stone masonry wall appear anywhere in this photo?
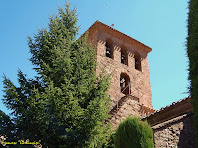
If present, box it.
[107,95,154,129]
[95,30,152,109]
[87,22,153,130]
[152,113,196,148]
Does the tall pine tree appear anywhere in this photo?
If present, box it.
[187,0,198,144]
[2,3,111,147]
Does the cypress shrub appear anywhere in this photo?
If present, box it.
[115,116,154,148]
[187,0,198,145]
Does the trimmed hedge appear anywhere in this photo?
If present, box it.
[115,116,154,148]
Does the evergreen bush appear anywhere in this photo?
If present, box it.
[187,0,198,145]
[115,116,154,148]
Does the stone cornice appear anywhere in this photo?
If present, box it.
[86,20,152,54]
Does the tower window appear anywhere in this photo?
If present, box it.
[121,46,128,65]
[120,73,130,95]
[106,45,111,58]
[105,39,113,59]
[121,51,126,64]
[134,53,141,71]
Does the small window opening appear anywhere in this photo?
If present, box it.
[120,73,130,95]
[134,53,141,71]
[105,39,113,59]
[106,43,111,58]
[121,46,128,65]
[121,52,126,64]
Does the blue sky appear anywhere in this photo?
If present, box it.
[0,0,189,114]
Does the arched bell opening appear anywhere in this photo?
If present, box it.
[105,39,114,59]
[120,73,130,95]
[121,45,128,66]
[134,52,141,71]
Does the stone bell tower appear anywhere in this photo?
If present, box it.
[86,21,154,128]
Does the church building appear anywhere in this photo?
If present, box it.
[86,21,154,129]
[85,21,196,147]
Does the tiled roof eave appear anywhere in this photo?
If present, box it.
[141,96,193,126]
[86,20,152,53]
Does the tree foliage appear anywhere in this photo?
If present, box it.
[2,2,111,148]
[187,0,198,144]
[115,117,154,148]
[105,131,116,148]
[0,110,18,146]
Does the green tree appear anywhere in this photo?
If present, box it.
[0,110,31,148]
[115,117,154,148]
[105,131,116,148]
[2,3,111,148]
[187,0,198,144]
[0,110,14,137]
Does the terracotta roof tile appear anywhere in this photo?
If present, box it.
[141,96,192,122]
[85,20,152,53]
